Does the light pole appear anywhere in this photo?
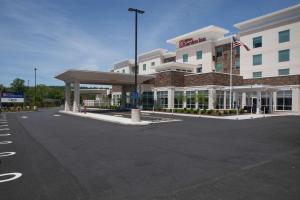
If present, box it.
[34,67,37,110]
[128,7,144,109]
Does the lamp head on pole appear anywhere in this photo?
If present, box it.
[128,8,145,14]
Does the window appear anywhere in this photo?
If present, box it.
[253,36,262,48]
[216,90,225,109]
[235,46,240,54]
[174,91,183,108]
[216,47,223,57]
[186,91,196,109]
[151,62,155,66]
[182,54,188,62]
[143,64,146,71]
[122,69,125,73]
[197,90,209,109]
[278,68,290,76]
[276,90,292,110]
[253,54,262,65]
[196,64,202,73]
[215,63,222,72]
[279,30,290,43]
[142,92,154,110]
[279,49,290,62]
[196,51,202,60]
[157,91,168,108]
[253,71,262,78]
[235,59,240,69]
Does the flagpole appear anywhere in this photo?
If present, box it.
[229,36,233,109]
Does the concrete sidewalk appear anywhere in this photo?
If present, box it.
[142,110,300,120]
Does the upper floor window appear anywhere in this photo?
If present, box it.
[278,49,290,62]
[278,68,290,76]
[151,62,155,66]
[253,54,262,65]
[196,51,202,60]
[216,47,223,57]
[253,71,262,78]
[182,54,188,62]
[279,30,290,43]
[253,36,262,48]
[122,69,125,73]
[143,64,146,71]
[235,46,240,54]
[196,64,202,73]
[215,63,222,72]
[235,59,240,69]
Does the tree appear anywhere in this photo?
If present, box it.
[0,84,5,92]
[10,78,26,93]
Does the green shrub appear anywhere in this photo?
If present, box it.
[193,109,199,114]
[207,109,213,115]
[223,110,229,115]
[229,109,236,114]
[200,109,206,114]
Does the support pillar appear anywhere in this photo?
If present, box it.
[269,91,273,113]
[223,91,227,109]
[208,89,215,109]
[73,82,80,112]
[256,91,261,114]
[64,82,71,111]
[242,92,246,108]
[292,87,300,112]
[168,88,174,109]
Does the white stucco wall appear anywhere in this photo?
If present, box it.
[240,21,300,79]
[175,41,214,73]
[138,57,162,75]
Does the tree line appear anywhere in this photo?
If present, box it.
[0,78,64,107]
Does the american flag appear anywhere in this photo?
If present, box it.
[232,36,250,51]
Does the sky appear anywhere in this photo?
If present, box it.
[1,0,300,86]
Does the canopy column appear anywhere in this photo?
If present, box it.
[64,82,71,111]
[73,82,80,112]
[256,91,262,114]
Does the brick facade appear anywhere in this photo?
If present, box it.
[243,75,300,86]
[154,71,185,87]
[184,73,243,86]
[215,43,240,75]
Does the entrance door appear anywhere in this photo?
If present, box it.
[252,97,257,113]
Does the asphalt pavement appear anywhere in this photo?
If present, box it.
[0,108,300,200]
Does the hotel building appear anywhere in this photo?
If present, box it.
[110,4,300,113]
[56,4,300,114]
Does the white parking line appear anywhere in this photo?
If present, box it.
[21,116,28,119]
[0,121,8,124]
[0,133,11,136]
[0,152,16,158]
[53,114,61,117]
[0,128,9,131]
[0,124,8,127]
[0,173,22,183]
[0,141,12,144]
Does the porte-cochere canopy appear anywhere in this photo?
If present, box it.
[55,69,154,85]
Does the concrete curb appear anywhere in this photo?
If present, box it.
[59,111,151,125]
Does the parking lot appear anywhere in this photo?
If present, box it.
[0,108,300,200]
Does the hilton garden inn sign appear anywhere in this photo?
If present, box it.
[0,92,24,103]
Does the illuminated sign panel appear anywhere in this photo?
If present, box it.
[179,38,206,48]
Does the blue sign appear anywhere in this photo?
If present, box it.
[131,92,139,100]
[1,92,24,98]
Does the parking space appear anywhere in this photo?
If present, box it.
[1,108,300,200]
[0,114,22,184]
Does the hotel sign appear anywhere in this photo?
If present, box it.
[1,92,24,103]
[179,37,206,48]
